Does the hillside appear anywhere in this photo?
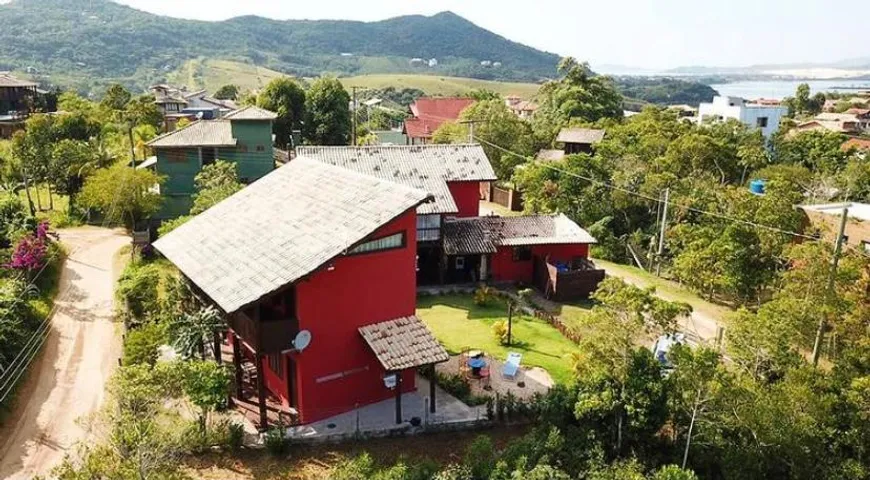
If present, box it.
[0,0,560,93]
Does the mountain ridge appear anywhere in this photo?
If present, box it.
[0,0,561,92]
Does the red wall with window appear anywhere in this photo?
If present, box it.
[490,243,590,284]
[447,181,481,217]
[259,209,419,423]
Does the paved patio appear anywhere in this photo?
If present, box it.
[283,375,485,441]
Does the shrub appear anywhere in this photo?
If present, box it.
[433,464,473,480]
[116,260,162,322]
[264,425,289,456]
[226,422,245,451]
[492,320,509,345]
[473,284,495,306]
[464,435,496,479]
[122,321,168,366]
[437,372,471,400]
[158,215,192,237]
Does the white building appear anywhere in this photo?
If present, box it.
[428,58,438,67]
[697,96,787,138]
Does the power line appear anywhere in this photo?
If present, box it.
[473,135,822,242]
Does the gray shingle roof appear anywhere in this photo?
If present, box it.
[359,316,449,371]
[297,145,497,215]
[153,157,432,314]
[556,128,606,145]
[536,149,566,162]
[223,106,278,121]
[442,214,596,255]
[0,73,38,88]
[442,219,496,255]
[147,121,237,148]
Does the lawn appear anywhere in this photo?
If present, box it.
[168,59,544,100]
[417,294,581,384]
[339,74,541,99]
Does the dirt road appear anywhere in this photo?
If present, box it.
[593,259,732,344]
[0,227,129,479]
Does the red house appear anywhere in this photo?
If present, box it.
[403,97,475,144]
[442,215,605,300]
[154,157,449,428]
[298,145,497,284]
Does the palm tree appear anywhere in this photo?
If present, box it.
[168,306,226,361]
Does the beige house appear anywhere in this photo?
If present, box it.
[799,202,870,253]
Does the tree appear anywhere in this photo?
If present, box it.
[179,360,232,435]
[100,83,132,111]
[79,163,164,228]
[50,139,96,212]
[190,160,243,215]
[667,346,730,469]
[125,94,163,129]
[213,84,239,101]
[303,76,351,145]
[257,77,305,148]
[533,57,623,142]
[572,278,689,453]
[433,99,536,180]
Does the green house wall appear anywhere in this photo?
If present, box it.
[154,120,274,219]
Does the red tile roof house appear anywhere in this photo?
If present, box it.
[402,97,475,144]
[154,157,450,429]
[300,145,605,299]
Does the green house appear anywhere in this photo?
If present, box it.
[146,106,277,219]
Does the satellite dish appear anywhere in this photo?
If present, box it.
[292,330,312,352]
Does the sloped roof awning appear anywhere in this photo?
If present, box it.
[359,316,449,371]
[441,214,597,255]
[556,128,606,145]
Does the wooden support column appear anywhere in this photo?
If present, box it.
[429,364,437,413]
[395,372,403,425]
[256,354,267,430]
[232,334,243,399]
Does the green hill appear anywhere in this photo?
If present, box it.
[0,0,560,94]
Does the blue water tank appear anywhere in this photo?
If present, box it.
[749,179,766,195]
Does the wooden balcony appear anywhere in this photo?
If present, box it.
[230,310,297,354]
[534,257,605,302]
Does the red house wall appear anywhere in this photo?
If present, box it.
[447,181,481,218]
[265,210,420,423]
[490,243,590,284]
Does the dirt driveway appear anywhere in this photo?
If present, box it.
[0,227,129,479]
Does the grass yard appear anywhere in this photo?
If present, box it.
[169,59,544,100]
[339,74,541,99]
[417,294,581,384]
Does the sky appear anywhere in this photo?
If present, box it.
[108,0,862,70]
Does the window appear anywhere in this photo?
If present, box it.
[238,143,248,153]
[256,145,266,152]
[513,246,532,262]
[349,232,405,255]
[756,117,769,128]
[417,214,441,242]
[166,150,186,163]
[455,256,466,270]
[268,353,284,378]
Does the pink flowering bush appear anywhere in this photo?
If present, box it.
[6,222,52,273]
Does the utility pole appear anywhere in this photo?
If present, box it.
[350,86,363,146]
[812,207,849,366]
[127,121,136,168]
[459,119,481,143]
[656,188,670,276]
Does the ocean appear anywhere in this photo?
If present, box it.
[708,79,870,100]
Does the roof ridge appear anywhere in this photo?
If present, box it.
[294,155,434,203]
